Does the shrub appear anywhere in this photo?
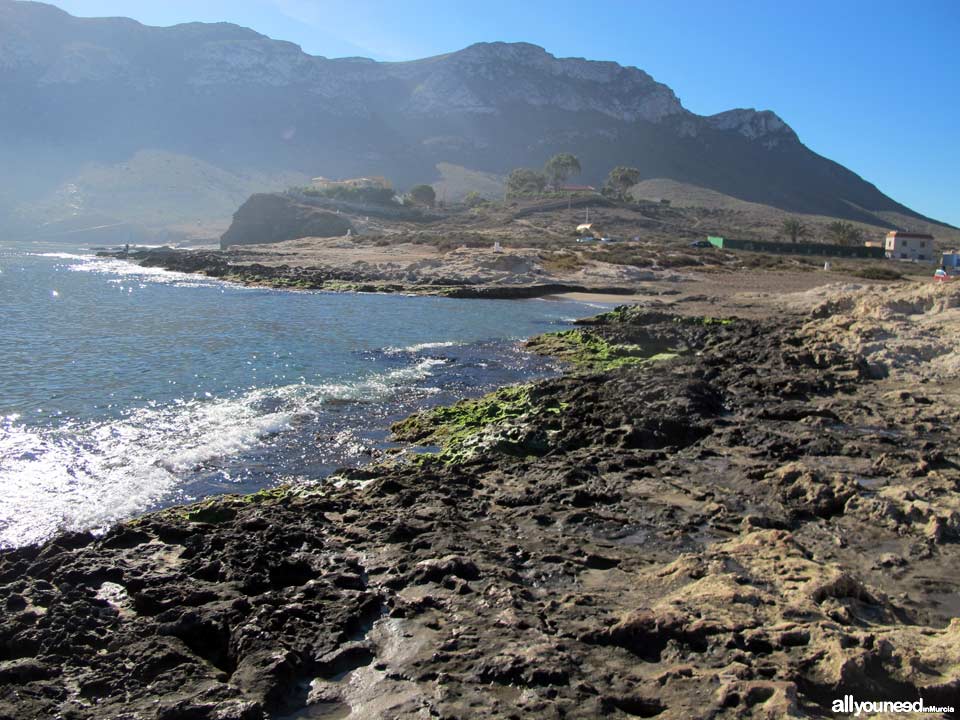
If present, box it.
[463,191,485,208]
[506,168,547,197]
[851,266,903,281]
[315,185,398,206]
[408,184,436,207]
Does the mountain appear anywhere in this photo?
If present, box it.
[0,0,952,238]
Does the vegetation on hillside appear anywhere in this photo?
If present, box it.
[407,184,437,207]
[782,217,809,243]
[462,191,486,208]
[604,166,641,199]
[506,168,548,197]
[544,153,582,188]
[299,184,398,206]
[826,220,864,246]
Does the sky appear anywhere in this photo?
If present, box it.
[51,0,959,226]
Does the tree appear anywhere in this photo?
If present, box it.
[463,191,484,208]
[826,220,863,246]
[604,166,641,199]
[544,153,581,189]
[408,184,436,207]
[782,217,809,243]
[506,168,547,198]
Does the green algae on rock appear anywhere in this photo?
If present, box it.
[580,304,736,328]
[391,383,567,465]
[525,328,679,371]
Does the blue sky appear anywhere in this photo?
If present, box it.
[52,0,959,226]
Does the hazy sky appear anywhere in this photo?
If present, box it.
[52,0,959,227]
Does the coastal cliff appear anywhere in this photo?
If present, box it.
[220,194,354,249]
[1,281,959,718]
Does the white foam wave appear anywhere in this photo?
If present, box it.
[385,341,460,355]
[66,256,225,287]
[0,357,446,547]
[33,252,91,260]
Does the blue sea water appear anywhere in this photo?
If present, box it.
[0,241,599,547]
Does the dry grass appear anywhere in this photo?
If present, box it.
[538,251,586,273]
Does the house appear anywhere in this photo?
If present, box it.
[311,176,392,191]
[558,184,597,193]
[941,251,960,269]
[885,231,934,261]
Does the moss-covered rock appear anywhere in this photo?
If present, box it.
[525,329,678,371]
[182,503,237,524]
[391,383,566,465]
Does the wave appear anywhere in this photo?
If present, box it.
[66,256,228,288]
[385,340,461,355]
[32,251,91,260]
[0,357,446,548]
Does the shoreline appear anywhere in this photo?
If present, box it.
[2,278,959,718]
[100,246,903,311]
[0,278,960,720]
[0,258,593,549]
[101,247,649,301]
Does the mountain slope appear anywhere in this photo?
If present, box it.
[0,0,951,236]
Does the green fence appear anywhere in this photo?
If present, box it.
[707,236,885,259]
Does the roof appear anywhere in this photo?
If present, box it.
[886,231,934,239]
[559,185,596,191]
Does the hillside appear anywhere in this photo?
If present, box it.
[0,0,953,239]
[630,179,960,246]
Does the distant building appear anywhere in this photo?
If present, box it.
[559,184,597,192]
[885,231,933,261]
[311,176,392,191]
[942,251,960,269]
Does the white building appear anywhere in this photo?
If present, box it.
[885,231,934,261]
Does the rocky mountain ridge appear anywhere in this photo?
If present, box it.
[0,0,949,236]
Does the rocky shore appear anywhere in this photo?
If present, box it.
[2,281,960,719]
[99,245,660,300]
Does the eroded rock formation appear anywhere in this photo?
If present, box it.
[2,283,959,718]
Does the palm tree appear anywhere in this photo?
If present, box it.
[826,220,864,246]
[781,217,808,243]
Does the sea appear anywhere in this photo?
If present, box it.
[0,240,600,548]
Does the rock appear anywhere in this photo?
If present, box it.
[0,659,56,683]
[3,295,960,718]
[413,555,481,583]
[221,194,353,249]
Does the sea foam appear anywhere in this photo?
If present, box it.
[0,357,445,548]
